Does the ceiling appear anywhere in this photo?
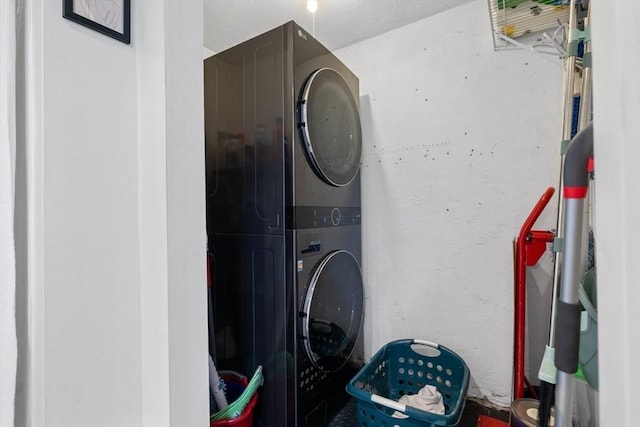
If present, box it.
[203,0,475,53]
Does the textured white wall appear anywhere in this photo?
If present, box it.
[15,2,207,426]
[337,0,562,405]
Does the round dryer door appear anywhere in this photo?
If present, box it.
[301,250,364,373]
[299,68,362,187]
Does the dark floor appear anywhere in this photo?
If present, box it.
[326,397,510,427]
[458,398,510,427]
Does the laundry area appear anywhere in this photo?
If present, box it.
[5,1,638,427]
[203,1,594,426]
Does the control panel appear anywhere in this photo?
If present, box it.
[288,206,361,229]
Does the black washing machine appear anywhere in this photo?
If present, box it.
[209,225,364,427]
[205,20,361,235]
[205,21,364,427]
[293,225,364,426]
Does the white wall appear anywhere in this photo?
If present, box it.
[337,0,562,405]
[15,1,207,426]
[592,2,640,425]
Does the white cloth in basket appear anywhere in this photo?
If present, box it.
[392,385,445,418]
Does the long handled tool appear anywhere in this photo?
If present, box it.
[207,252,228,412]
[535,1,585,425]
[554,123,593,427]
[554,10,595,427]
[537,2,593,425]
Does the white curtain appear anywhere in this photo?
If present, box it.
[0,0,17,426]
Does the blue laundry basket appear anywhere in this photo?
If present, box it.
[347,339,470,427]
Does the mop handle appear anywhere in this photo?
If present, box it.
[547,0,580,348]
[209,355,228,410]
[555,124,593,427]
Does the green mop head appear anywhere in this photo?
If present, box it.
[210,366,264,421]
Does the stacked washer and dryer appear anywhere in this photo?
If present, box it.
[205,22,365,427]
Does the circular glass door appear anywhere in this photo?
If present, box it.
[301,250,364,373]
[299,68,362,187]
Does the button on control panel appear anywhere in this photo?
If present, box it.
[331,208,341,226]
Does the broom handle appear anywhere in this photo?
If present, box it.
[578,11,594,248]
[548,0,578,348]
[578,14,592,131]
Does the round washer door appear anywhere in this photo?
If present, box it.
[299,68,362,187]
[301,250,364,373]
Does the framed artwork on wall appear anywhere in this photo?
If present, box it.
[63,0,131,44]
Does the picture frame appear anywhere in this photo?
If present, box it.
[63,0,130,44]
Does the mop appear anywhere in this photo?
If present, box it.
[207,252,228,413]
[554,124,593,427]
[537,3,592,425]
